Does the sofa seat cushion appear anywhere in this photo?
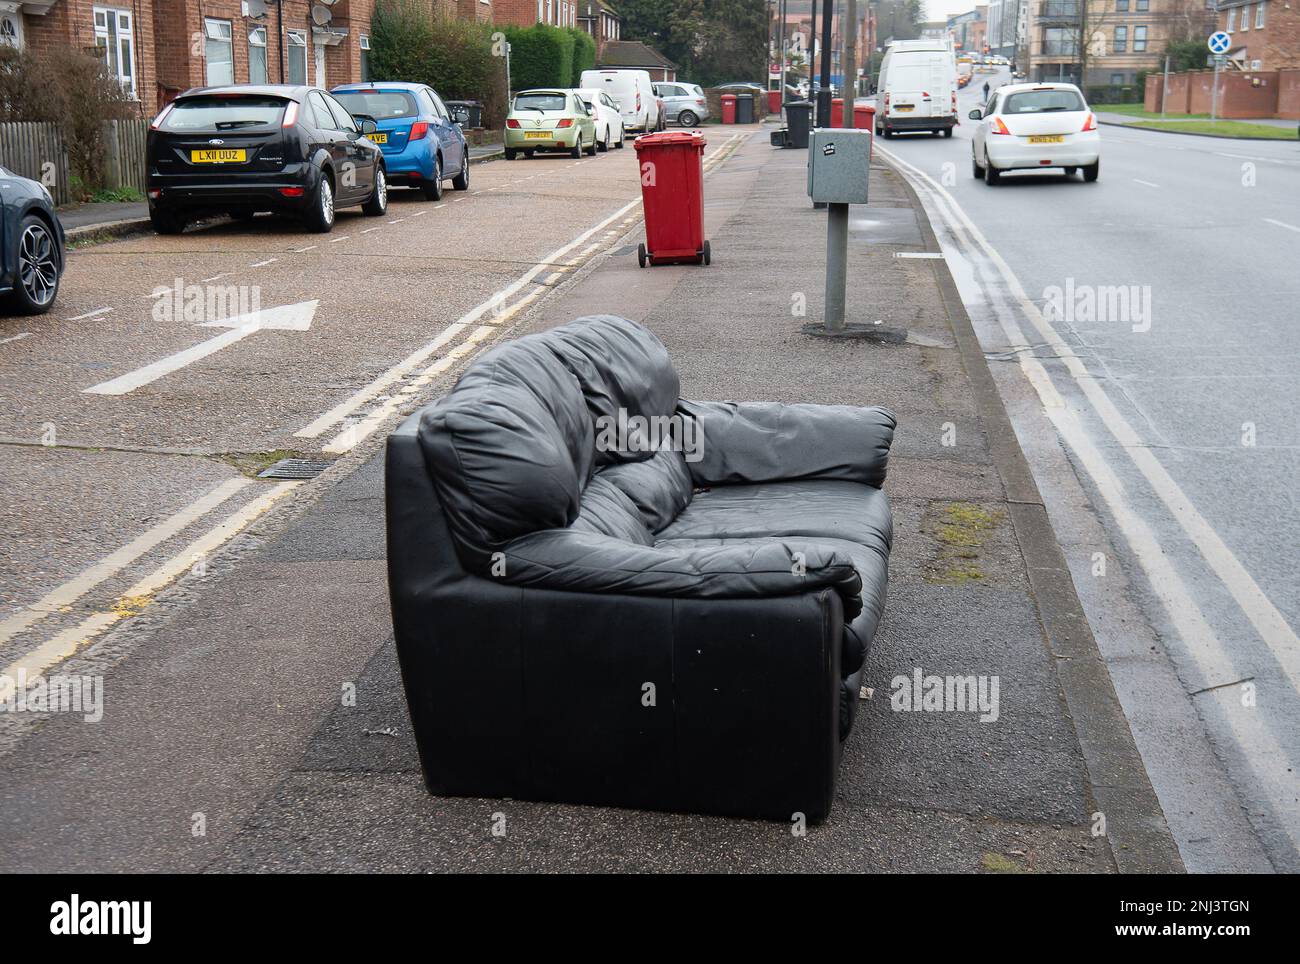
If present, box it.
[657,479,892,560]
[654,534,887,676]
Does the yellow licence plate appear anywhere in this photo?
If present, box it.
[190,149,246,163]
[895,105,914,112]
[1028,135,1064,144]
[368,132,388,144]
[524,131,552,139]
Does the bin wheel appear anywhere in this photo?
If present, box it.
[702,240,711,266]
[637,243,647,268]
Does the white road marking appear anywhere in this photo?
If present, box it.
[433,204,446,209]
[0,332,32,345]
[322,327,496,455]
[361,227,381,234]
[329,235,350,243]
[894,251,945,259]
[65,307,114,322]
[877,141,1300,847]
[0,481,297,699]
[0,477,250,647]
[1264,217,1300,234]
[412,210,428,217]
[1133,178,1160,188]
[84,301,319,396]
[292,245,317,253]
[200,274,227,283]
[249,258,279,267]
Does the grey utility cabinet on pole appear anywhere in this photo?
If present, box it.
[808,128,870,328]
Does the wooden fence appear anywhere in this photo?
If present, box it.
[0,119,148,205]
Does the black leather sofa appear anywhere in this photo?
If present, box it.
[386,315,895,821]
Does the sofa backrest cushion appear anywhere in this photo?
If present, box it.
[570,475,654,546]
[419,335,594,568]
[597,447,693,534]
[543,315,680,466]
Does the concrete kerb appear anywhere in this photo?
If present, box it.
[881,148,1186,874]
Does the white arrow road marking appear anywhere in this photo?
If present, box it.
[83,300,319,396]
[0,481,297,702]
[1264,217,1300,234]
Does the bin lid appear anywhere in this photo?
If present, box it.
[634,130,707,150]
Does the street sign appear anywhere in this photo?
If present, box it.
[1208,31,1232,54]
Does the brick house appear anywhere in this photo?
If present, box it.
[575,0,621,55]
[494,0,579,29]
[1218,0,1300,70]
[596,38,675,80]
[4,0,393,117]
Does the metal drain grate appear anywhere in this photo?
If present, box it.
[258,458,333,480]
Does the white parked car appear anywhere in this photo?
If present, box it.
[969,82,1100,184]
[577,88,626,151]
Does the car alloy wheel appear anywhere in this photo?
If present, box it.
[679,110,699,127]
[18,221,58,307]
[321,178,335,224]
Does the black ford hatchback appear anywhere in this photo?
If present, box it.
[146,85,388,234]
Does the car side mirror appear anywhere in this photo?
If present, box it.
[968,109,982,120]
[356,115,378,134]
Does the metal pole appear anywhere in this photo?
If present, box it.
[505,41,512,102]
[825,202,848,329]
[778,0,787,117]
[1161,55,1169,120]
[810,0,818,105]
[843,0,857,120]
[1211,56,1219,122]
[818,0,833,126]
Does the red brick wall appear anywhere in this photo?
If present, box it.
[1185,68,1279,118]
[1277,69,1300,119]
[22,0,158,120]
[495,0,543,28]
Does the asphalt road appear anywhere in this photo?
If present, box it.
[0,132,746,744]
[873,69,1300,871]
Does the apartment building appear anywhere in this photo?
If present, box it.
[1218,1,1300,70]
[1029,0,1213,84]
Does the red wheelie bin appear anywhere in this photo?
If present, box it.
[634,130,710,267]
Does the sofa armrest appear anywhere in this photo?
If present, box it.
[678,399,896,488]
[496,527,863,619]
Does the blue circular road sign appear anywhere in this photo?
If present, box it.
[1208,31,1232,54]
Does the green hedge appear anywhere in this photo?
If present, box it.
[570,28,596,87]
[504,23,577,92]
[1085,83,1144,106]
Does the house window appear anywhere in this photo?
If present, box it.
[93,7,136,98]
[1241,5,1250,31]
[1133,25,1147,51]
[249,27,268,84]
[1110,72,1125,84]
[1115,0,1128,10]
[360,34,371,82]
[1227,7,1236,30]
[1257,1,1265,28]
[0,13,22,48]
[203,18,233,86]
[1113,25,1127,53]
[287,29,307,85]
[1135,0,1148,10]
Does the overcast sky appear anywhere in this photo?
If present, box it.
[921,0,981,21]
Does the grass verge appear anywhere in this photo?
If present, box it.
[1124,119,1297,139]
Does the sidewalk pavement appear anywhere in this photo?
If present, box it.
[57,141,506,243]
[0,130,1183,873]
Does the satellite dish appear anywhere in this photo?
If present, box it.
[311,3,333,25]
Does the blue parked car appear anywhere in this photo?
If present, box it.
[332,82,469,200]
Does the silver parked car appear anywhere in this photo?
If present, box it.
[653,81,710,127]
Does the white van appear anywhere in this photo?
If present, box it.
[579,69,660,133]
[875,40,958,138]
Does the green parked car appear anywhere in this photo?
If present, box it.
[504,89,598,160]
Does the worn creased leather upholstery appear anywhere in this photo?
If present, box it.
[390,315,896,821]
